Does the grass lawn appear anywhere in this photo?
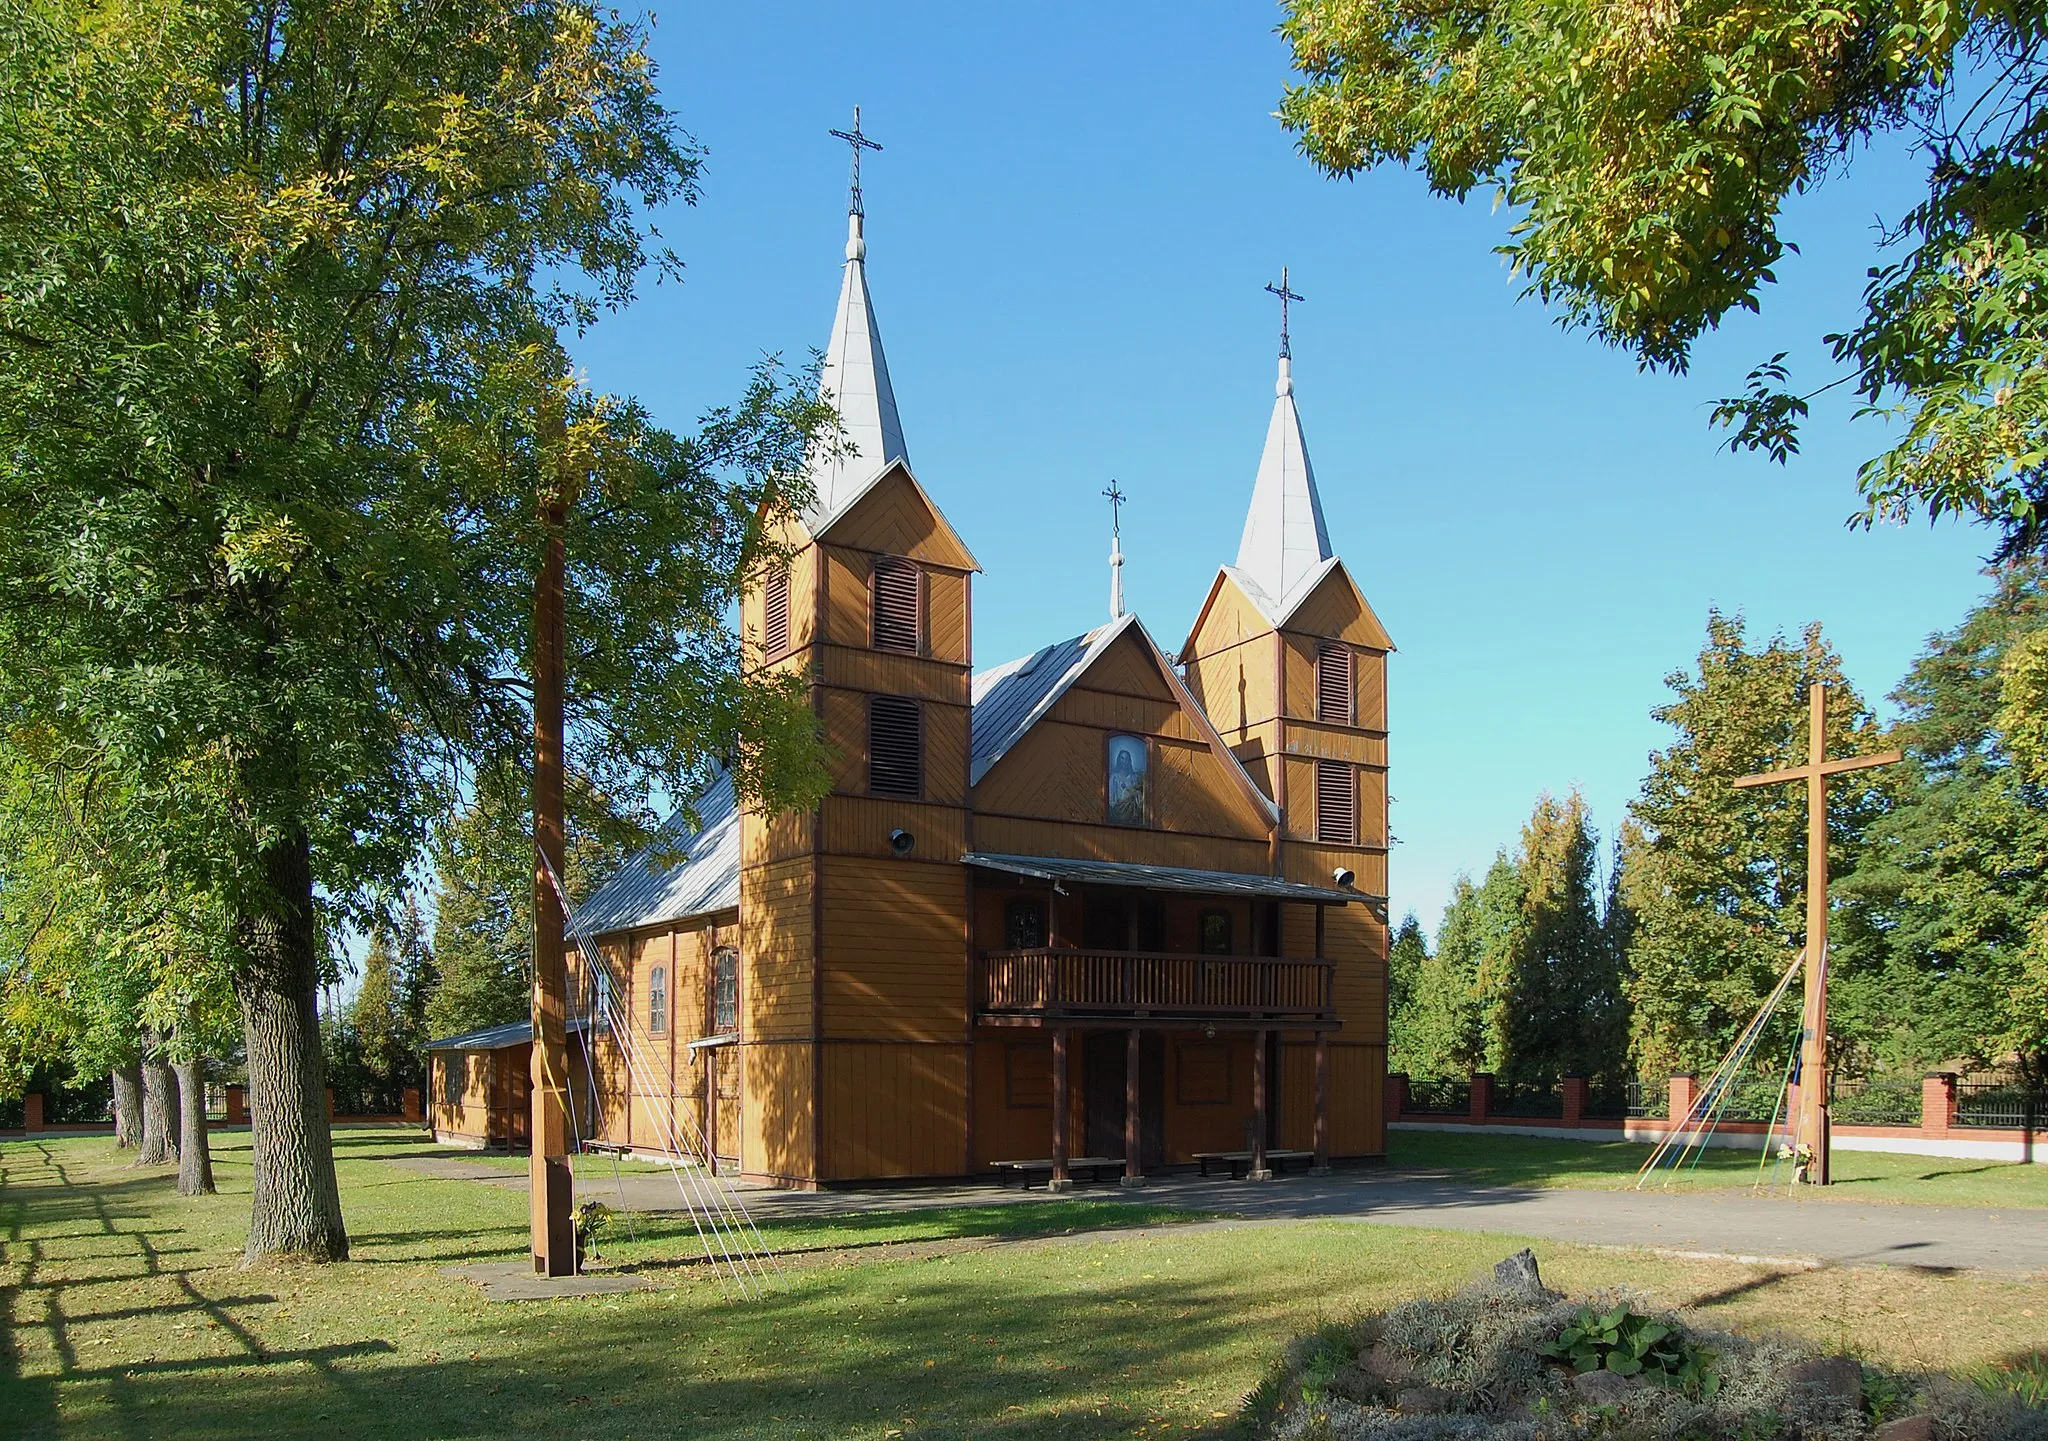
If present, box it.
[1387,1127,2048,1208]
[5,1127,2046,1441]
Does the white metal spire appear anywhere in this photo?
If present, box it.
[1233,271,1332,611]
[805,109,906,529]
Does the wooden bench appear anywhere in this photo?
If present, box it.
[579,1140,633,1157]
[1193,1148,1317,1179]
[989,1157,1125,1188]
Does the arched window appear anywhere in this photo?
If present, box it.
[649,965,668,1035]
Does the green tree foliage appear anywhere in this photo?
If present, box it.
[1497,791,1628,1086]
[1620,614,1891,1079]
[1279,0,2048,554]
[1834,561,2048,1081]
[1385,912,1430,1074]
[0,0,830,1258]
[338,900,434,1113]
[1402,857,1522,1078]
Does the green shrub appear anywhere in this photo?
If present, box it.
[1540,1303,1720,1396]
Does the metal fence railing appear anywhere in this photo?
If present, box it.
[1956,1080,2044,1130]
[1404,1077,1471,1115]
[1491,1081,1564,1118]
[1830,1077,1923,1127]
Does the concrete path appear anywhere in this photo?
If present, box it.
[385,1155,2048,1277]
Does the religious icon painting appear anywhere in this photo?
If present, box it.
[1106,733,1150,826]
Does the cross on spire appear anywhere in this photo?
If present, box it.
[1264,266,1305,360]
[1102,480,1126,538]
[829,105,883,218]
[1103,481,1127,620]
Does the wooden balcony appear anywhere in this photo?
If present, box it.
[975,948,1336,1027]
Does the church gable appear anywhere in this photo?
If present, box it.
[973,620,1274,841]
[811,460,979,572]
[1280,559,1393,652]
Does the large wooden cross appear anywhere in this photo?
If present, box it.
[1733,682,1901,1185]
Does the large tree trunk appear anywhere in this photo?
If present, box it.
[137,1035,179,1166]
[111,1063,143,1149]
[174,1052,216,1196]
[236,826,348,1261]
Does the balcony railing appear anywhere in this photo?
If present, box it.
[976,948,1335,1023]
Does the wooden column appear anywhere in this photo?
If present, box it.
[1312,1032,1330,1172]
[1049,1027,1072,1192]
[529,486,574,1276]
[1250,1028,1272,1180]
[705,1047,719,1177]
[1122,1027,1145,1187]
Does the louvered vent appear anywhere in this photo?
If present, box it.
[762,567,790,657]
[868,695,923,797]
[871,558,921,653]
[1316,643,1354,725]
[1316,760,1357,845]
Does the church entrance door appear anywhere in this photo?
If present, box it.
[1083,1031,1165,1165]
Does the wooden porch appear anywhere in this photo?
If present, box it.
[975,947,1337,1027]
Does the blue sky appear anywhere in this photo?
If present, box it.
[570,2,1994,939]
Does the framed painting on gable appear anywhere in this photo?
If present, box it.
[1106,733,1150,826]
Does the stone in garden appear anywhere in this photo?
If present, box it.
[1395,1385,1455,1414]
[1572,1369,1639,1406]
[1491,1248,1545,1300]
[1361,1341,1418,1386]
[1873,1417,1935,1441]
[1786,1356,1864,1410]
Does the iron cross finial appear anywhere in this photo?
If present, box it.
[1264,265,1306,360]
[1102,480,1126,539]
[829,105,884,218]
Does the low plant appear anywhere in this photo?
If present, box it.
[573,1199,614,1265]
[1978,1351,2048,1410]
[1540,1303,1720,1396]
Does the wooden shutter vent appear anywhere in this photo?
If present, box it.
[1316,643,1355,725]
[871,558,921,654]
[1315,760,1357,845]
[762,567,790,657]
[868,695,923,797]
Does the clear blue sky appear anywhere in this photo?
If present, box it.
[569,2,1993,939]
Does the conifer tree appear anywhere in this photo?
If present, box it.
[1498,791,1626,1086]
[1385,913,1430,1075]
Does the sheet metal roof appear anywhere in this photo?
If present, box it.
[1235,354,1334,611]
[970,615,1135,786]
[804,212,907,532]
[571,771,740,938]
[425,1018,591,1052]
[961,852,1376,905]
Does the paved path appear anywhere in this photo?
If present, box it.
[386,1155,2048,1277]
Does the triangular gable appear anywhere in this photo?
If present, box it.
[1179,560,1394,660]
[809,458,981,571]
[972,614,1279,828]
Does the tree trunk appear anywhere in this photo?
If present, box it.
[111,1063,143,1149]
[235,826,348,1261]
[175,1053,215,1196]
[137,1035,179,1166]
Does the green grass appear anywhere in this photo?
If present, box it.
[1387,1127,2048,1208]
[5,1127,2047,1441]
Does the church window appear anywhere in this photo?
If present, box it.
[441,1055,464,1106]
[1316,760,1358,845]
[1199,909,1233,956]
[649,965,668,1035]
[711,947,739,1033]
[868,695,923,797]
[1316,643,1355,725]
[763,566,790,657]
[870,557,922,654]
[1004,898,1046,950]
[1106,733,1150,826]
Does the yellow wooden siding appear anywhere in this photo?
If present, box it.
[970,814,1272,874]
[742,804,811,868]
[821,795,969,861]
[1050,686,1187,739]
[1283,563,1394,650]
[739,856,813,1040]
[818,689,971,804]
[820,645,970,703]
[740,1039,813,1181]
[1357,650,1388,732]
[820,856,967,1040]
[821,1042,969,1178]
[927,568,969,666]
[816,467,979,571]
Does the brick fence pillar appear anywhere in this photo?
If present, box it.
[1922,1072,1958,1137]
[324,1088,337,1120]
[1561,1075,1588,1128]
[1669,1074,1698,1124]
[1470,1073,1495,1123]
[1385,1073,1409,1122]
[402,1088,423,1123]
[225,1085,246,1124]
[23,1093,44,1132]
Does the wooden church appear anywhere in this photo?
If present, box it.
[428,171,1395,1189]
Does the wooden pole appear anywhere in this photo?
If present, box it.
[1313,1031,1330,1172]
[1800,684,1832,1185]
[1050,1027,1071,1192]
[1250,1028,1271,1180]
[1123,1027,1144,1186]
[529,491,575,1275]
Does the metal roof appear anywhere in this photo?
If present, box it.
[1234,355,1334,615]
[804,212,907,532]
[961,852,1376,905]
[571,771,740,938]
[425,1018,592,1052]
[969,614,1135,786]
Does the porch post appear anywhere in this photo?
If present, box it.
[1049,1026,1072,1192]
[705,1047,719,1177]
[1250,1028,1273,1180]
[1312,1031,1330,1173]
[1122,1027,1146,1187]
